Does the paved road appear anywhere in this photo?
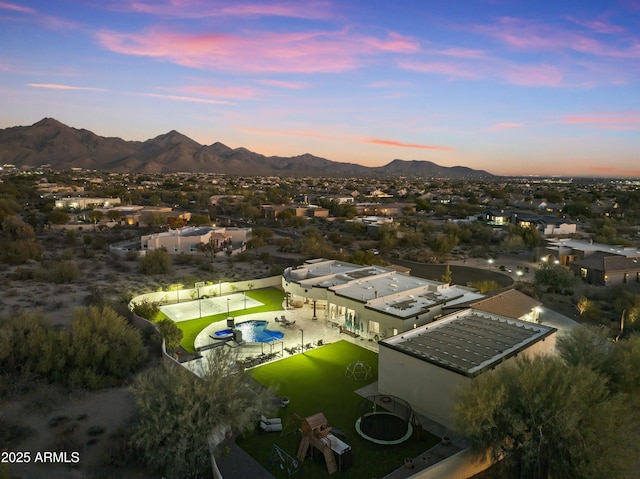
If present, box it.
[391,258,515,287]
[538,305,579,337]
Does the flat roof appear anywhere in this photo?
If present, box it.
[331,272,437,303]
[546,239,640,257]
[286,259,393,285]
[367,286,485,319]
[380,309,556,376]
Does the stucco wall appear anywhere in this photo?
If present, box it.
[407,447,495,479]
[378,345,470,429]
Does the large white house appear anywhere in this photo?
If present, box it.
[141,226,251,255]
[378,308,557,429]
[282,259,485,341]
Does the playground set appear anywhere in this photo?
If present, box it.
[296,412,352,474]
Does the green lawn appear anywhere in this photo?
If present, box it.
[239,341,439,479]
[157,288,285,352]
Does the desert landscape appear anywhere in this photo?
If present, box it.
[0,224,275,479]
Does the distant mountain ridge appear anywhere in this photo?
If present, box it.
[0,118,494,178]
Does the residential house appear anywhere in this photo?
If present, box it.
[378,308,556,429]
[282,259,485,341]
[141,226,250,255]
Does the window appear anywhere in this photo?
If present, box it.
[580,268,587,278]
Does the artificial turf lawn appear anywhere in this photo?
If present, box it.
[157,288,285,352]
[239,340,439,479]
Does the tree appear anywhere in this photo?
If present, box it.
[138,248,172,275]
[197,237,219,264]
[131,299,160,320]
[107,209,121,222]
[155,318,183,351]
[88,210,103,224]
[455,354,638,479]
[0,215,43,264]
[66,306,147,389]
[441,263,452,284]
[534,262,578,291]
[576,296,602,322]
[129,348,273,479]
[47,209,70,225]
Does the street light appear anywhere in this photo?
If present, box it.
[244,291,247,310]
[488,259,494,268]
[195,281,204,318]
[227,297,231,317]
[300,329,304,354]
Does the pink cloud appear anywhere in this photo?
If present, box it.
[486,122,524,131]
[255,79,308,89]
[221,2,333,19]
[96,27,419,73]
[503,64,564,87]
[27,83,106,92]
[364,138,452,151]
[565,16,626,35]
[0,1,78,30]
[138,92,232,105]
[367,80,413,88]
[0,1,36,14]
[433,47,487,59]
[104,0,334,19]
[562,113,640,130]
[181,84,261,99]
[476,17,640,59]
[399,60,478,80]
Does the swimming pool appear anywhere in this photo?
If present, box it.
[216,320,284,343]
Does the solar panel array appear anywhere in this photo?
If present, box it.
[395,313,540,374]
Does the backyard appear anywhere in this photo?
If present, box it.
[238,340,439,478]
[156,287,285,352]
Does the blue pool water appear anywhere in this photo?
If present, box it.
[217,320,284,343]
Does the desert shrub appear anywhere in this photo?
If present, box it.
[125,250,140,261]
[155,319,183,351]
[65,306,147,389]
[131,299,160,320]
[173,253,194,265]
[8,267,36,280]
[138,248,172,275]
[48,260,82,283]
[467,279,501,293]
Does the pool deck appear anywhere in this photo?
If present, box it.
[192,300,378,360]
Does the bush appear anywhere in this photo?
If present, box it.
[65,306,147,389]
[155,319,183,351]
[48,260,82,283]
[138,249,172,275]
[125,250,140,261]
[131,299,160,320]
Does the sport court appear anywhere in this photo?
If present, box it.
[160,293,264,322]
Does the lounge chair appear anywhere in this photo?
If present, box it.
[260,415,282,425]
[259,415,283,432]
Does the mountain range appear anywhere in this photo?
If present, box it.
[0,118,494,178]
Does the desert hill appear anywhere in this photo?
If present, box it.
[0,118,494,178]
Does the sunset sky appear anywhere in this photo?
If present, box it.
[1,1,639,177]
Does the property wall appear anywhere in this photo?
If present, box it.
[408,447,494,479]
[130,276,281,306]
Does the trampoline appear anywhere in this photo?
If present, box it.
[355,395,413,445]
